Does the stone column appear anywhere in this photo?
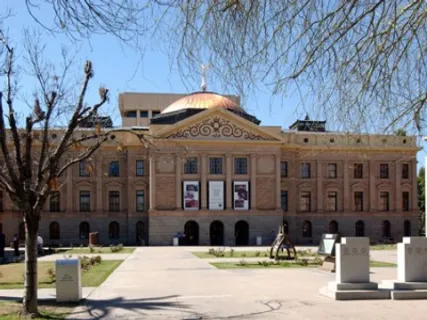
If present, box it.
[149,153,156,210]
[317,161,323,212]
[175,153,182,209]
[96,155,103,212]
[343,159,349,211]
[251,154,257,210]
[395,161,401,212]
[411,160,417,212]
[226,154,232,209]
[369,160,376,212]
[66,165,73,212]
[275,154,281,210]
[201,153,207,209]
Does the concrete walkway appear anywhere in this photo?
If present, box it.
[0,288,96,301]
[64,247,427,320]
[38,253,131,262]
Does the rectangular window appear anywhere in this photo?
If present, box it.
[328,163,337,179]
[109,161,120,177]
[125,111,137,118]
[49,191,60,212]
[79,191,90,212]
[402,191,410,211]
[136,160,144,176]
[380,191,390,211]
[280,161,288,177]
[234,157,248,175]
[354,163,363,179]
[0,190,3,212]
[301,163,311,179]
[109,191,120,212]
[402,164,409,179]
[79,160,90,177]
[136,190,145,212]
[327,191,338,211]
[184,157,198,174]
[300,191,311,212]
[380,164,389,179]
[354,192,363,211]
[140,110,148,118]
[209,157,223,174]
[281,191,288,211]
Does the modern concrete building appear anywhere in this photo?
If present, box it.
[0,89,420,246]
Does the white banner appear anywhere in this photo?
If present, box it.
[209,181,224,210]
[183,181,200,210]
[233,181,249,210]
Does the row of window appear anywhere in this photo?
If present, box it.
[185,157,248,175]
[124,110,160,118]
[79,160,145,177]
[43,190,145,213]
[280,161,411,179]
[298,219,411,238]
[280,191,411,212]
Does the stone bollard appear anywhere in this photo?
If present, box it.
[56,259,82,302]
[381,237,427,299]
[320,237,390,300]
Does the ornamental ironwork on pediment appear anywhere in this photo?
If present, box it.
[167,117,267,140]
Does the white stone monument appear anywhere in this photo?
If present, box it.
[56,259,82,302]
[320,237,390,300]
[381,237,427,299]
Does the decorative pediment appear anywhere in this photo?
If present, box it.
[167,116,269,140]
[298,182,313,189]
[351,182,367,189]
[376,182,392,189]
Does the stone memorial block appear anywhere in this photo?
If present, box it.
[336,237,370,284]
[56,259,82,302]
[398,237,427,283]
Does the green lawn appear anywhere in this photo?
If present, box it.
[193,249,317,259]
[0,300,77,319]
[210,260,396,269]
[61,247,135,254]
[0,260,123,289]
[370,244,397,251]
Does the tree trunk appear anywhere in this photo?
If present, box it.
[22,214,39,316]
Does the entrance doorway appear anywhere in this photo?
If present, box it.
[210,220,224,246]
[136,221,144,245]
[184,221,199,245]
[234,220,249,246]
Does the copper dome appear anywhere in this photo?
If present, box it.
[161,91,245,114]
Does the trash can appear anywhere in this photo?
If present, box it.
[89,232,99,246]
[173,237,179,246]
[56,259,82,302]
[256,236,262,246]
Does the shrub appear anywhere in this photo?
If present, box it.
[89,246,95,253]
[208,248,225,257]
[296,259,309,266]
[238,259,247,266]
[110,244,124,253]
[255,251,260,257]
[258,260,270,267]
[312,256,323,265]
[242,253,246,257]
[80,244,84,248]
[46,268,56,282]
[208,248,215,255]
[89,257,97,266]
[80,256,90,271]
[94,255,102,264]
[229,249,234,257]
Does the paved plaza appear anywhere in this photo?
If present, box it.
[1,246,426,319]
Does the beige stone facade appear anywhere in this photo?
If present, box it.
[0,91,420,246]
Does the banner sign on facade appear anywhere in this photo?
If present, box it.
[183,181,200,210]
[233,181,249,210]
[209,181,224,210]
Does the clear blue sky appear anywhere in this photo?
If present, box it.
[4,2,427,172]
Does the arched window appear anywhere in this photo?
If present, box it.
[79,222,90,239]
[109,221,120,240]
[382,220,391,238]
[404,220,411,237]
[302,220,312,238]
[49,222,60,240]
[329,220,339,234]
[355,220,365,237]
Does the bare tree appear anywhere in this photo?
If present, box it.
[0,30,148,316]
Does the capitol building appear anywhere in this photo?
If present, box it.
[0,84,420,246]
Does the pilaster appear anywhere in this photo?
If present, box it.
[175,153,182,209]
[251,154,257,209]
[226,154,232,209]
[317,161,323,212]
[412,159,417,211]
[66,166,73,212]
[343,159,349,211]
[149,153,156,210]
[96,155,103,211]
[395,161,401,212]
[275,154,281,210]
[369,160,376,212]
[201,153,207,209]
